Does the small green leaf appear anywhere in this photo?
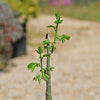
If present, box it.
[57,34,70,43]
[27,63,40,72]
[54,20,59,24]
[36,50,40,54]
[37,63,40,67]
[36,46,42,54]
[55,12,60,20]
[62,38,65,43]
[58,19,63,24]
[42,54,50,58]
[43,68,47,73]
[35,74,42,84]
[43,40,50,45]
[43,73,49,80]
[55,19,63,24]
[38,75,42,84]
[43,46,47,49]
[61,34,70,40]
[48,25,55,30]
[27,63,36,72]
[38,46,42,52]
[35,74,39,81]
[55,12,59,17]
[50,66,55,71]
[56,37,62,41]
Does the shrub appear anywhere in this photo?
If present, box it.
[4,0,40,23]
[0,2,24,69]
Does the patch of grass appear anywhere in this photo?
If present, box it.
[40,3,100,22]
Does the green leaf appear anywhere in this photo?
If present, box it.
[62,38,65,43]
[54,20,59,24]
[36,50,40,54]
[27,63,37,72]
[55,12,60,20]
[35,75,39,81]
[35,74,42,84]
[37,63,40,67]
[57,34,70,43]
[48,25,55,30]
[56,37,62,41]
[42,54,50,58]
[43,68,47,73]
[61,34,70,40]
[38,75,42,84]
[42,46,47,50]
[50,66,55,71]
[38,46,42,52]
[58,19,63,24]
[55,19,63,24]
[27,63,40,72]
[43,73,49,80]
[55,12,59,17]
[43,40,50,45]
[36,46,42,54]
[54,12,63,24]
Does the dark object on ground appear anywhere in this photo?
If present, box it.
[12,35,26,57]
[12,23,26,57]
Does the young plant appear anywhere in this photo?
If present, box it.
[27,12,70,100]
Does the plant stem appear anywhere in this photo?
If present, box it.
[40,58,43,75]
[46,35,52,100]
[54,24,58,43]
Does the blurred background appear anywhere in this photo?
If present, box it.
[0,0,100,100]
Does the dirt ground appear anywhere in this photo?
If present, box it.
[0,15,100,100]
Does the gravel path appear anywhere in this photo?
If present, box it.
[0,15,100,100]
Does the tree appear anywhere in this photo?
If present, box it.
[4,0,40,23]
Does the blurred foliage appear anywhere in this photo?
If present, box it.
[4,0,40,23]
[0,2,24,69]
[39,0,48,7]
[74,0,98,5]
[41,1,100,22]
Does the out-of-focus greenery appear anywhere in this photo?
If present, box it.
[0,2,24,69]
[4,0,40,23]
[41,2,100,22]
[74,0,98,5]
[39,0,47,7]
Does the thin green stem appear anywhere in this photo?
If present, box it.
[54,24,58,43]
[40,54,43,75]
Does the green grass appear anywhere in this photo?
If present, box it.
[40,3,100,22]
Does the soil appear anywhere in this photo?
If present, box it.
[0,15,100,100]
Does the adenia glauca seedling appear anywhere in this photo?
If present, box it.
[27,12,70,100]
